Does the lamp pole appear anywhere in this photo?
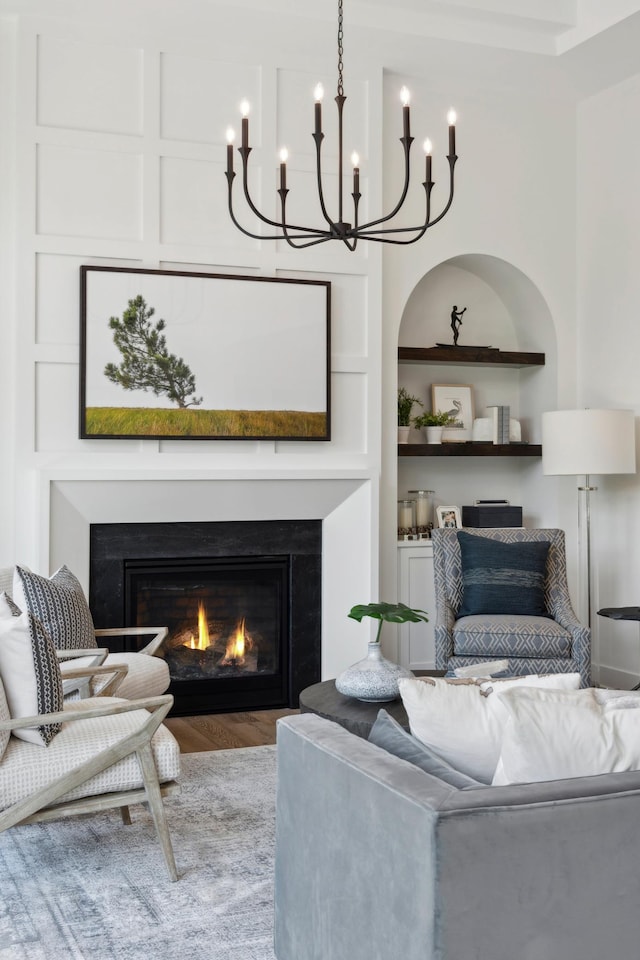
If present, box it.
[578,475,597,631]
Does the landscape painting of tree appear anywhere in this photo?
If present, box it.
[80,267,331,440]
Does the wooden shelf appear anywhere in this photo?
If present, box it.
[398,443,542,458]
[398,346,545,368]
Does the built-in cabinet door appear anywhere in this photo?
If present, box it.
[397,543,436,670]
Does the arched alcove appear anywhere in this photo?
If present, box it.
[396,253,558,528]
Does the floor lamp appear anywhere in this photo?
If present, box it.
[542,409,636,638]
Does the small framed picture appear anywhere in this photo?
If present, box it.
[431,384,474,442]
[436,506,462,529]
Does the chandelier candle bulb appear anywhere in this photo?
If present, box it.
[279,148,288,190]
[314,83,324,136]
[226,128,235,175]
[240,99,250,148]
[424,138,432,183]
[351,151,360,193]
[401,86,411,139]
[447,109,456,155]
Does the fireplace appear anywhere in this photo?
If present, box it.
[89,520,322,715]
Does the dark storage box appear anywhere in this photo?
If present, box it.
[461,505,523,528]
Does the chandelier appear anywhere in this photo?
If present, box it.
[225,0,458,251]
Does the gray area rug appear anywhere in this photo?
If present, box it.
[0,746,278,960]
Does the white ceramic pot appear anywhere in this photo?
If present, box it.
[398,425,411,443]
[425,426,443,444]
[335,642,414,702]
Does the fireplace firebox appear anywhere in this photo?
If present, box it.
[89,520,321,715]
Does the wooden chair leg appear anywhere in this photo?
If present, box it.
[120,806,132,825]
[136,743,178,881]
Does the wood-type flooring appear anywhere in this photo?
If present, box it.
[165,707,298,753]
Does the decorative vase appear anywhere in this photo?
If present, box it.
[398,425,410,443]
[425,426,443,444]
[335,642,414,702]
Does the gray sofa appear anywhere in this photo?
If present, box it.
[275,712,640,960]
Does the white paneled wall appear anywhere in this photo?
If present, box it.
[19,14,379,468]
[3,8,382,676]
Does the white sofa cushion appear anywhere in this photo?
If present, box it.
[0,696,180,810]
[0,592,64,746]
[60,651,170,700]
[100,652,170,699]
[493,686,640,785]
[398,672,581,782]
[13,565,96,651]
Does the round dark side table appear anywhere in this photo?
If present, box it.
[598,606,640,690]
[299,679,410,739]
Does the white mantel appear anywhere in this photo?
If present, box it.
[39,467,378,680]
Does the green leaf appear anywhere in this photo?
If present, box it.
[348,601,429,625]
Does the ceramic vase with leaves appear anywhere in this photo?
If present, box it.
[336,602,429,702]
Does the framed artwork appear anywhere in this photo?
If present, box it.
[436,506,462,529]
[80,266,331,440]
[431,383,474,442]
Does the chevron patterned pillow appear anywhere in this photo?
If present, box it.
[13,565,96,651]
[0,591,63,746]
[456,531,551,618]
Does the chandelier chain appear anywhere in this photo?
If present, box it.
[337,0,344,97]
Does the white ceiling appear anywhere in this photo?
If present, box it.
[350,0,640,55]
[2,0,640,58]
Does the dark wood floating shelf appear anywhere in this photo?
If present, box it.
[398,443,542,458]
[398,346,545,368]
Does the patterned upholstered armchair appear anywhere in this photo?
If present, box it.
[431,527,591,686]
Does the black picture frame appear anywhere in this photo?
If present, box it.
[79,265,331,441]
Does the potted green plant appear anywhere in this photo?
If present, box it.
[397,388,423,443]
[336,602,429,702]
[413,410,458,444]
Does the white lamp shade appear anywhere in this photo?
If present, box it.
[542,409,636,476]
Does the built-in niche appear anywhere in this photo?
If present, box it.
[397,253,558,526]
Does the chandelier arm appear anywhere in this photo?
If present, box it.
[228,178,332,241]
[312,131,336,230]
[281,232,353,250]
[349,181,433,242]
[354,136,414,233]
[419,155,457,229]
[278,194,356,248]
[354,156,456,240]
[278,189,352,246]
[237,149,330,235]
[352,188,361,233]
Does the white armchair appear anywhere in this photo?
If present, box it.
[0,662,181,881]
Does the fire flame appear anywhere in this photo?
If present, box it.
[182,605,252,665]
[188,601,210,651]
[225,617,246,662]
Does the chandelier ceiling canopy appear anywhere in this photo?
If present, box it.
[225,0,459,251]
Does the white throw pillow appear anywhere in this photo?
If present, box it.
[13,565,96,651]
[493,686,640,785]
[398,672,581,783]
[0,592,64,745]
[0,674,10,760]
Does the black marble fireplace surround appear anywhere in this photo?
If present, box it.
[89,520,322,716]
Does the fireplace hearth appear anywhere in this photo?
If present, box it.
[89,520,321,715]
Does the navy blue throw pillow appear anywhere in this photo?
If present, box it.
[456,531,550,618]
